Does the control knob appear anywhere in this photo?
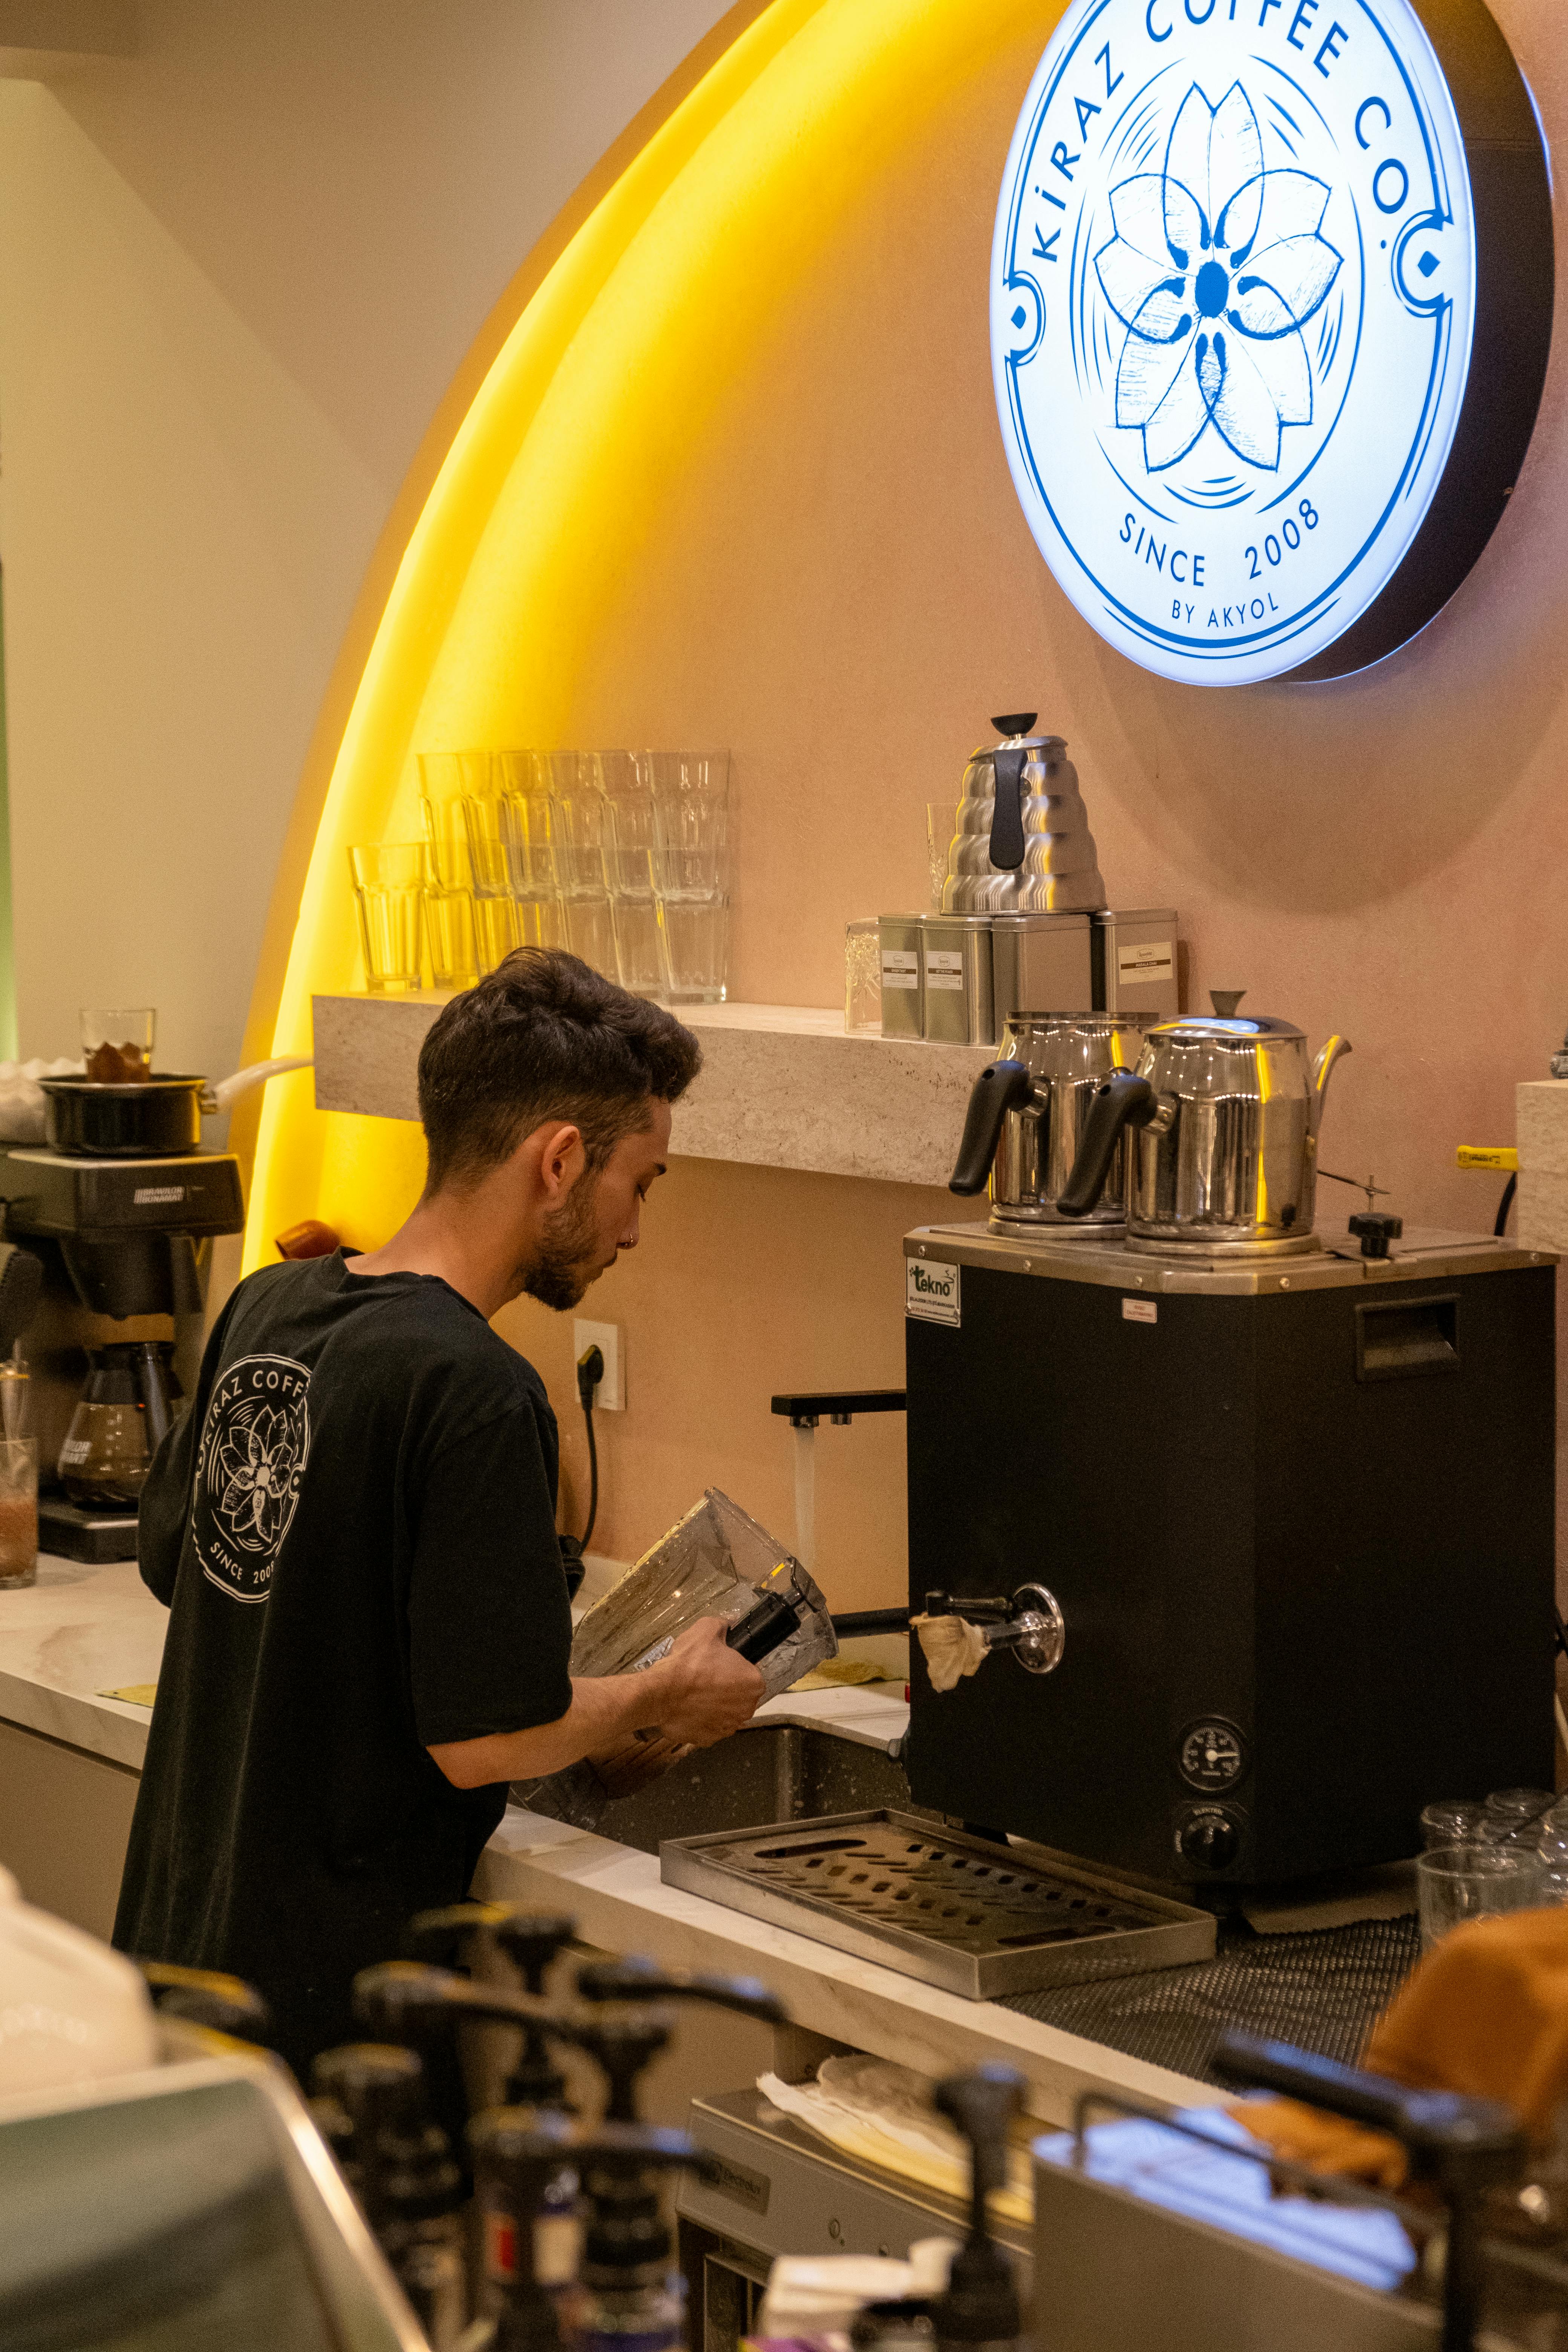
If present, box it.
[1177,1809,1240,1873]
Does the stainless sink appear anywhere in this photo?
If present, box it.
[593,1720,917,1856]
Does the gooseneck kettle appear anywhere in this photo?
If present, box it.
[1057,1014,1351,1254]
[940,717,1107,914]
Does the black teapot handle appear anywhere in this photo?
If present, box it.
[989,745,1028,872]
[1057,1073,1155,1216]
[950,1061,1033,1194]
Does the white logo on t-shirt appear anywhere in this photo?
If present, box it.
[194,1353,312,1603]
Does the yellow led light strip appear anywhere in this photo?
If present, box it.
[241,0,1057,1268]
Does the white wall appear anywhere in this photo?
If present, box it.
[0,0,732,1076]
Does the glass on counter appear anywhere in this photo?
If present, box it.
[1416,1841,1540,1951]
[80,1007,156,1084]
[845,918,881,1034]
[0,1438,37,1588]
[349,844,426,992]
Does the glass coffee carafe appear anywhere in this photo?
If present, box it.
[57,1341,181,1509]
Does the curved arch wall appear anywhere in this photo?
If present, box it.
[245,0,1568,1600]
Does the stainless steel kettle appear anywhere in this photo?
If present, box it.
[1057,1015,1351,1254]
[940,715,1107,914]
[950,1013,1145,1230]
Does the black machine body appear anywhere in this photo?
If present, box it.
[902,1225,1555,1892]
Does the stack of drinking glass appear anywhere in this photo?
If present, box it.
[1415,1786,1568,1949]
[349,749,730,1002]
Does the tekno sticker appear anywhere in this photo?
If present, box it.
[195,1352,312,1602]
[992,0,1480,684]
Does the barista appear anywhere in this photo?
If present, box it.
[113,950,764,2072]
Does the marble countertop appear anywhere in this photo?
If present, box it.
[0,1553,163,1769]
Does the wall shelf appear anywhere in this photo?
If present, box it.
[312,995,991,1188]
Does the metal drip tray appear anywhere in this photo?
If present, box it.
[660,1810,1215,1999]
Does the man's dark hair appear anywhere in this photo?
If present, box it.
[417,949,701,1194]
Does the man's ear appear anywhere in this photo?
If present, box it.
[537,1122,586,1201]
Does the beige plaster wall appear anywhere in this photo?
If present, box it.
[474,0,1568,1606]
[0,0,732,1078]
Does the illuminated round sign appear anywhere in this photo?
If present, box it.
[991,0,1552,684]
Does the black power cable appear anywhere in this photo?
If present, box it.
[575,1343,603,1552]
[1496,1171,1518,1237]
[555,1344,604,1600]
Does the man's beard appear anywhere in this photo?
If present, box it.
[520,1177,602,1311]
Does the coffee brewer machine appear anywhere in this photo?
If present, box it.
[0,1147,245,1560]
[906,1012,1556,1893]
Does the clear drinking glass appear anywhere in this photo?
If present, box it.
[1486,1788,1556,1825]
[349,845,426,991]
[417,753,481,989]
[80,1008,156,1083]
[641,750,730,899]
[547,761,619,977]
[663,894,729,1004]
[599,753,669,998]
[845,919,882,1034]
[926,802,957,913]
[1416,1841,1541,1951]
[1537,1816,1568,1904]
[0,1437,38,1588]
[1419,1799,1486,1850]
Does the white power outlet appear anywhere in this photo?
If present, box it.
[572,1320,624,1411]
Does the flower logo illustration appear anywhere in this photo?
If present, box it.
[196,1354,311,1595]
[1094,81,1342,472]
[214,1403,304,1551]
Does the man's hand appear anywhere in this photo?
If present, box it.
[428,1615,764,1791]
[642,1616,765,1748]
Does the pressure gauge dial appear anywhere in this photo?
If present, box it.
[1178,1720,1247,1794]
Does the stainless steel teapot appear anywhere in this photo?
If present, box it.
[1057,1015,1351,1254]
[941,715,1107,915]
[950,1013,1145,1230]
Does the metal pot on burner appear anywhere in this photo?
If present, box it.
[949,1012,1146,1231]
[1057,1013,1351,1254]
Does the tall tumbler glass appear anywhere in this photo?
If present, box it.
[0,1437,37,1588]
[642,750,731,1003]
[1416,1841,1540,1951]
[417,751,484,989]
[349,845,426,991]
[600,751,669,1000]
[549,755,619,978]
[494,753,567,952]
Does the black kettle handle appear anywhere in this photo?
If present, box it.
[989,746,1027,872]
[951,1061,1033,1194]
[1056,1073,1155,1217]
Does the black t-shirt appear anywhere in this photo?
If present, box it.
[112,1252,574,2072]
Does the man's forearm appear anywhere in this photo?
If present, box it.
[428,1671,659,1790]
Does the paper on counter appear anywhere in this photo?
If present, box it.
[98,1684,157,1707]
[757,2053,1033,2222]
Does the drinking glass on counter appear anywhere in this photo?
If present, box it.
[492,753,567,954]
[1416,1841,1540,1951]
[643,751,730,1002]
[80,1007,156,1083]
[0,1438,37,1588]
[416,751,483,989]
[550,758,620,977]
[845,918,881,1034]
[1419,1799,1485,1850]
[349,845,426,991]
[926,801,957,912]
[599,753,670,999]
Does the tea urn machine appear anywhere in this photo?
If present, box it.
[902,1218,1556,1891]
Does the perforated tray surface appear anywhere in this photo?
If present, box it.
[660,1810,1215,1998]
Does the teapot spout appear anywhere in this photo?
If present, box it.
[1311,1035,1351,1135]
